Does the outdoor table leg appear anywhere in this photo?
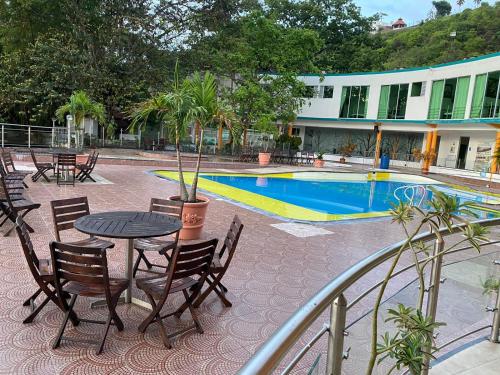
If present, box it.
[125,238,134,303]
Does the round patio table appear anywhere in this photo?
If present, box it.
[74,211,182,307]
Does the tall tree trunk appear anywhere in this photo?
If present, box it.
[188,127,204,202]
[175,128,188,201]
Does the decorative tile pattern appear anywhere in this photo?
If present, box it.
[0,162,496,374]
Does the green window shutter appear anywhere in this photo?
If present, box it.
[428,80,444,120]
[470,74,487,118]
[377,86,390,119]
[451,76,470,119]
[339,86,348,117]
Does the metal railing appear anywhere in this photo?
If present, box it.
[238,217,500,375]
[0,123,68,148]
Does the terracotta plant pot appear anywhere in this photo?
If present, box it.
[313,159,325,168]
[168,195,209,240]
[258,152,271,166]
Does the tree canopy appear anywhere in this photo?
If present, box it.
[0,0,498,127]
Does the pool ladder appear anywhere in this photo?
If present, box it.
[393,185,429,208]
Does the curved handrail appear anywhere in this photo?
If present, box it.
[238,217,500,374]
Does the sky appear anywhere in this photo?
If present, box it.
[354,0,495,26]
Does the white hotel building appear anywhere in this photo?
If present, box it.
[291,52,500,176]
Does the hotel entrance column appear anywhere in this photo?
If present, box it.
[491,130,500,174]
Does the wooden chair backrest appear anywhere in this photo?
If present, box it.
[0,177,14,211]
[88,152,99,171]
[58,153,76,166]
[150,198,183,242]
[85,151,95,167]
[168,239,218,285]
[50,197,90,241]
[50,241,111,299]
[219,215,244,262]
[0,163,9,179]
[2,151,15,172]
[15,216,43,279]
[149,198,184,218]
[29,149,41,167]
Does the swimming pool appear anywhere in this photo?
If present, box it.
[153,171,500,222]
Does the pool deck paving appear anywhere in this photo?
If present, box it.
[0,161,499,374]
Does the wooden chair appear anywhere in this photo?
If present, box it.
[76,151,94,172]
[0,163,25,195]
[56,153,76,186]
[136,238,218,348]
[50,241,128,354]
[77,152,99,182]
[0,156,28,189]
[176,216,243,315]
[2,150,31,179]
[0,177,40,236]
[14,216,79,325]
[51,197,114,249]
[30,149,54,182]
[133,198,183,277]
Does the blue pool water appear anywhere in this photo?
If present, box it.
[201,175,417,214]
[200,175,497,218]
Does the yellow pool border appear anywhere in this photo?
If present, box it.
[152,170,449,222]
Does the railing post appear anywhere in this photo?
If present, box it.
[28,125,31,148]
[490,260,500,343]
[422,237,444,375]
[51,125,55,148]
[326,293,347,375]
[1,125,4,148]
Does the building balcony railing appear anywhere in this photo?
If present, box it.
[239,217,500,375]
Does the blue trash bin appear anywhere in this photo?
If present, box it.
[380,154,390,169]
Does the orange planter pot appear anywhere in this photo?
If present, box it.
[313,159,325,168]
[258,152,271,166]
[168,195,210,240]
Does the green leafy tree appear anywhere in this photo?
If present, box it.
[432,1,452,17]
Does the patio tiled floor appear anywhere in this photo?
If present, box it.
[0,163,498,374]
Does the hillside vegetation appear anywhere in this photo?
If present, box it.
[348,2,500,72]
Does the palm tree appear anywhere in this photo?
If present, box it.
[130,63,202,201]
[187,71,239,202]
[56,91,105,149]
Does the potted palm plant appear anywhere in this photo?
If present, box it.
[131,65,235,239]
[255,115,278,166]
[56,90,106,151]
[313,151,325,167]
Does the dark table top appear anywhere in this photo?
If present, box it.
[74,211,182,239]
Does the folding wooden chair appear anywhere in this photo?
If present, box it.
[136,239,218,348]
[194,216,243,308]
[2,150,31,178]
[77,152,99,182]
[0,177,40,236]
[15,216,79,325]
[56,153,76,186]
[50,241,128,354]
[30,149,54,182]
[177,216,243,315]
[75,151,94,179]
[133,198,183,277]
[50,197,115,249]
